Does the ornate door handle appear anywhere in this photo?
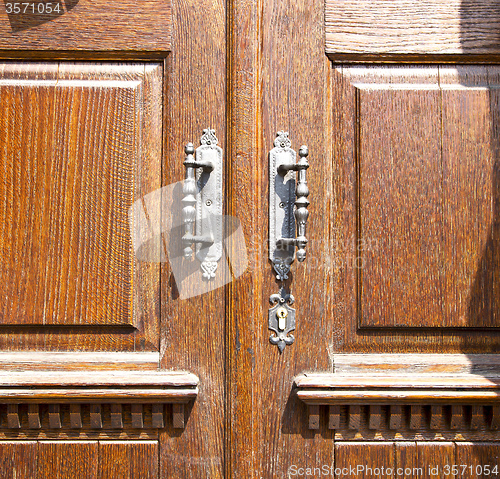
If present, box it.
[269,131,310,281]
[268,131,310,352]
[182,129,223,279]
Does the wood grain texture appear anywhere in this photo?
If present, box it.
[0,62,161,351]
[0,441,37,478]
[100,441,158,479]
[355,66,443,328]
[325,0,500,55]
[336,64,500,350]
[335,442,394,478]
[331,353,500,376]
[0,1,171,52]
[226,0,335,474]
[396,442,454,479]
[456,442,500,478]
[38,441,98,478]
[441,66,497,328]
[48,404,61,428]
[0,352,160,370]
[159,0,226,476]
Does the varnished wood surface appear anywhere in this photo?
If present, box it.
[335,63,500,352]
[159,0,226,477]
[331,353,500,376]
[326,0,500,56]
[296,374,500,390]
[298,389,500,405]
[100,441,158,479]
[2,0,500,477]
[332,442,500,477]
[227,0,335,476]
[0,1,171,52]
[0,441,160,478]
[0,62,161,352]
[0,352,159,370]
[337,65,500,330]
[0,370,198,387]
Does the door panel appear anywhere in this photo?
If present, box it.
[0,62,161,330]
[0,1,171,52]
[325,0,500,57]
[335,65,500,330]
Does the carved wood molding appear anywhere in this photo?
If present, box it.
[0,370,198,432]
[295,372,500,438]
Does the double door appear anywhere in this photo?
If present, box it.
[1,0,500,477]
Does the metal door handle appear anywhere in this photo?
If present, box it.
[268,131,310,352]
[269,131,310,281]
[182,128,223,279]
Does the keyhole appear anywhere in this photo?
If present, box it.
[276,307,288,331]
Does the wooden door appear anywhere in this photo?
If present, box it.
[227,0,500,477]
[3,0,500,478]
[0,0,224,476]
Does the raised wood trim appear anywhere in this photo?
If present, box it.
[0,352,160,370]
[0,370,198,403]
[331,353,500,376]
[0,371,198,431]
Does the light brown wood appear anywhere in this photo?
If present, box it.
[38,442,98,478]
[456,442,500,478]
[336,442,394,478]
[0,442,37,478]
[0,1,171,52]
[296,373,500,389]
[159,0,226,475]
[0,370,198,402]
[226,0,335,473]
[0,352,160,370]
[335,64,500,352]
[336,65,500,329]
[331,353,500,376]
[2,0,500,475]
[100,441,158,479]
[326,0,500,56]
[0,370,199,387]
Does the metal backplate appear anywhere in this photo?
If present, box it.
[269,131,296,280]
[268,289,296,353]
[195,130,223,279]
